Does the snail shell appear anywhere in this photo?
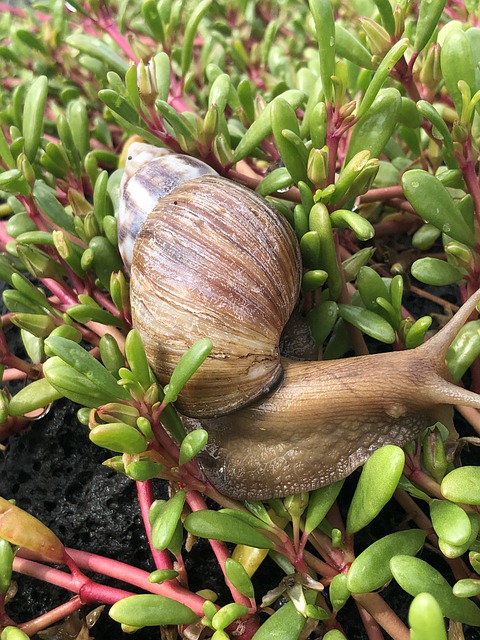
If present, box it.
[118,143,218,274]
[121,145,301,417]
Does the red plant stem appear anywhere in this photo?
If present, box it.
[302,549,338,579]
[13,555,133,603]
[1,353,39,377]
[185,490,254,610]
[19,597,84,636]
[460,150,480,227]
[17,545,208,617]
[11,556,86,592]
[457,405,480,435]
[91,288,123,317]
[359,185,405,203]
[2,368,27,381]
[40,278,77,306]
[96,7,137,61]
[354,593,410,640]
[64,548,208,617]
[136,480,173,570]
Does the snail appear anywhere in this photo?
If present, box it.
[119,142,480,500]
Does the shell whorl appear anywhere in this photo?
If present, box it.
[130,174,302,418]
[118,143,218,273]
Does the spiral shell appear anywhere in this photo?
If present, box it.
[118,143,218,273]
[130,174,301,417]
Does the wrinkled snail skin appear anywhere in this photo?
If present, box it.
[120,143,480,501]
[188,290,480,500]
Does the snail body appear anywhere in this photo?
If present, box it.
[120,143,480,500]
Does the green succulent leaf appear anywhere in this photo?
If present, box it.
[390,555,480,625]
[232,90,305,163]
[346,445,405,533]
[224,558,255,598]
[184,510,275,549]
[251,600,309,639]
[409,592,447,640]
[441,466,480,505]
[346,530,426,593]
[403,170,474,247]
[151,490,186,552]
[337,304,396,343]
[179,429,208,465]
[109,594,197,627]
[430,499,472,546]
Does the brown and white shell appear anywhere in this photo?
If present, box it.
[118,143,218,274]
[129,174,301,418]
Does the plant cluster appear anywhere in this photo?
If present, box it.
[0,0,479,638]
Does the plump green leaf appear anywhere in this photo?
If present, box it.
[109,594,197,627]
[409,592,447,640]
[308,0,335,102]
[403,170,474,247]
[179,429,208,465]
[151,490,186,551]
[390,555,480,625]
[430,499,472,546]
[0,538,14,594]
[163,339,213,405]
[453,579,480,598]
[329,573,350,611]
[304,480,344,534]
[181,0,212,77]
[335,24,373,69]
[212,603,249,630]
[1,627,31,640]
[447,320,480,381]
[322,632,347,640]
[224,558,255,598]
[346,446,405,533]
[44,337,129,402]
[43,357,125,407]
[441,466,480,505]
[337,304,395,343]
[346,530,426,593]
[440,27,476,115]
[414,0,447,54]
[8,378,63,416]
[347,89,402,162]
[411,257,465,286]
[251,600,308,639]
[356,40,408,119]
[66,34,129,76]
[23,76,48,163]
[232,90,305,162]
[89,423,147,454]
[124,329,153,391]
[184,511,275,549]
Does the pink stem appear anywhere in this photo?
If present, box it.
[40,278,77,306]
[13,556,84,592]
[19,597,84,636]
[96,8,137,61]
[2,368,27,381]
[64,548,208,617]
[136,480,173,570]
[185,490,254,609]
